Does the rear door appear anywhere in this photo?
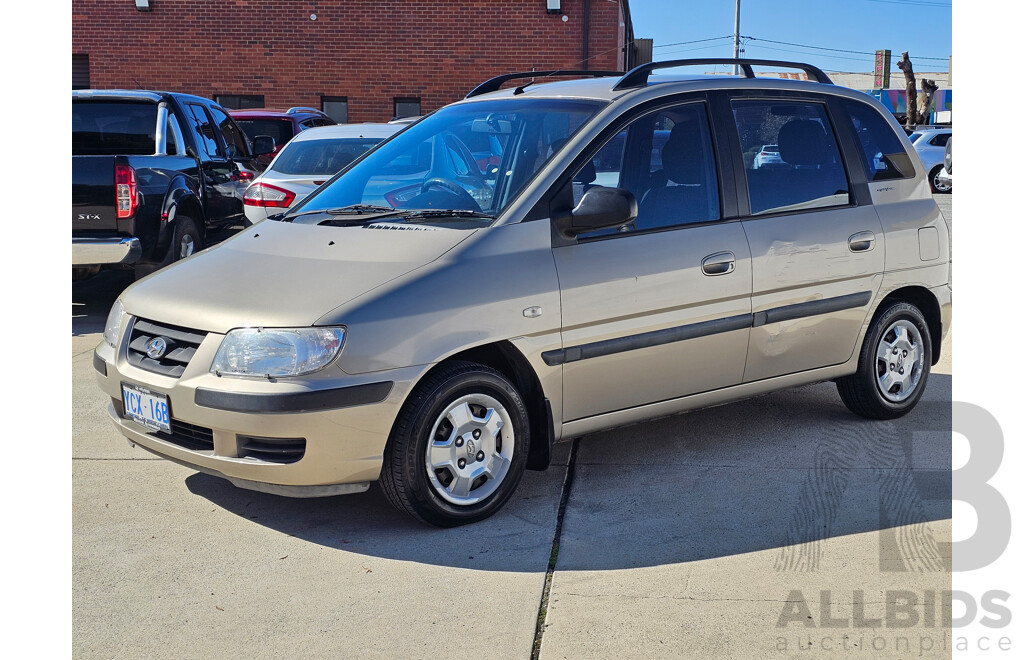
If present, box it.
[721,92,884,382]
[550,98,753,422]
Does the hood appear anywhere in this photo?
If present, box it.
[122,220,474,334]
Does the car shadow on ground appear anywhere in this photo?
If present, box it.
[184,375,951,573]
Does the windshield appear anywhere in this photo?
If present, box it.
[283,98,605,226]
[271,137,386,176]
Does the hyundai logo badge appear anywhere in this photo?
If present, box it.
[145,337,168,359]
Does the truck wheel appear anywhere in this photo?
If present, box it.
[170,216,202,261]
[134,215,203,280]
[380,361,530,527]
[836,301,932,420]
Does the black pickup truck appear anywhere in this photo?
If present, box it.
[72,90,274,279]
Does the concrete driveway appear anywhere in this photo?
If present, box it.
[73,196,953,658]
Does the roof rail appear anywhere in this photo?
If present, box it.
[286,106,324,115]
[612,58,832,90]
[466,70,624,99]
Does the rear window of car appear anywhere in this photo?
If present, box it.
[72,100,158,155]
[234,118,295,146]
[271,137,386,175]
[841,98,916,182]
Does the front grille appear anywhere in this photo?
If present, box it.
[238,435,306,464]
[126,318,207,378]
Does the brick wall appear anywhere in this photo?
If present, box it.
[72,0,627,122]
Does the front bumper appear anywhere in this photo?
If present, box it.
[93,323,425,495]
[73,236,141,266]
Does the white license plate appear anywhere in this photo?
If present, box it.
[122,383,171,432]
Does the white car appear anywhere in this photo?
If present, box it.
[243,123,403,224]
[907,128,952,193]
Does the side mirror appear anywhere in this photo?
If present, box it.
[554,187,638,238]
[252,135,276,157]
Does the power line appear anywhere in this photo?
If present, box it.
[652,36,734,49]
[865,0,951,7]
[743,36,950,62]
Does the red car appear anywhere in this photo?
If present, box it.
[228,107,337,163]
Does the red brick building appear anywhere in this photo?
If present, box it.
[72,0,638,123]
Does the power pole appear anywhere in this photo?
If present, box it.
[733,0,741,74]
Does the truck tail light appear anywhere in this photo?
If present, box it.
[115,164,138,219]
[243,182,296,208]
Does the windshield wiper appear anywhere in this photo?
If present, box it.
[283,204,399,221]
[400,209,496,222]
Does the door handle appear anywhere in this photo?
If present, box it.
[849,231,876,252]
[702,251,736,276]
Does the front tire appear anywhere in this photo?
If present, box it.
[380,361,530,527]
[837,301,932,419]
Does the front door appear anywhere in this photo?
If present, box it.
[550,100,753,422]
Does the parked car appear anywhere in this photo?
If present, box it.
[95,59,950,527]
[936,136,952,189]
[751,144,783,169]
[229,107,336,164]
[72,89,274,280]
[243,123,404,225]
[908,128,952,193]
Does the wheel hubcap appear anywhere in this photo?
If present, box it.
[875,320,925,402]
[180,234,195,259]
[425,393,514,506]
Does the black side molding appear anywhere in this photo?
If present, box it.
[542,291,873,366]
[195,381,393,414]
[93,352,107,376]
[751,291,872,327]
[543,313,754,366]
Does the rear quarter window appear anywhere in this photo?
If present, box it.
[72,100,158,155]
[842,99,916,181]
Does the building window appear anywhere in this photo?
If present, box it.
[72,54,90,90]
[394,97,421,120]
[214,94,265,110]
[321,96,349,124]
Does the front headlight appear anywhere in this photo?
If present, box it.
[211,327,346,378]
[103,299,125,349]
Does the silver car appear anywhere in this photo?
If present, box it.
[95,59,951,527]
[908,128,952,193]
[243,123,403,225]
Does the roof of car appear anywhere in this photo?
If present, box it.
[72,89,217,105]
[288,123,403,142]
[228,107,328,118]
[460,72,867,104]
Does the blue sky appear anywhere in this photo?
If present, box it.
[629,0,952,74]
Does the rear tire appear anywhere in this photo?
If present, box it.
[836,301,932,420]
[380,361,530,527]
[929,165,951,193]
[134,215,202,280]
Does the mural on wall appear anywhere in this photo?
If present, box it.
[871,89,952,121]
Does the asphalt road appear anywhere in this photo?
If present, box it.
[72,195,953,658]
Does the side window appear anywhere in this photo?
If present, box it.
[929,133,950,147]
[300,119,317,129]
[185,104,222,158]
[573,103,720,237]
[841,98,916,182]
[732,100,849,215]
[209,106,249,158]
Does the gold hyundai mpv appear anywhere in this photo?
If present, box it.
[95,59,951,526]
